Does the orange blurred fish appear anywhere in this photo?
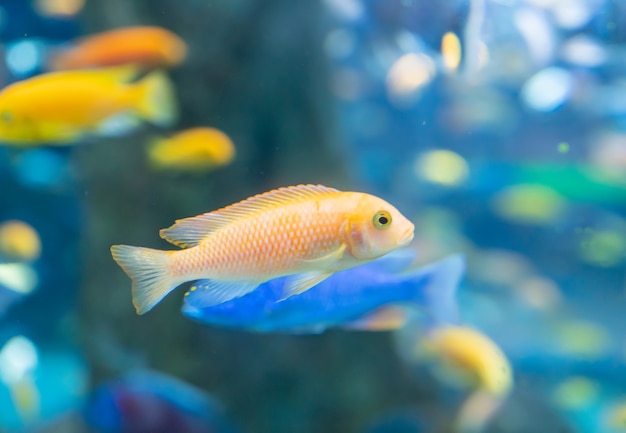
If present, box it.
[111,184,415,314]
[148,127,236,172]
[0,66,177,145]
[48,26,187,71]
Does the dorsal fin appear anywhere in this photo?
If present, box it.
[159,184,340,248]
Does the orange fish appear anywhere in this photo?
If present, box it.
[49,26,187,71]
[0,66,177,145]
[111,184,415,314]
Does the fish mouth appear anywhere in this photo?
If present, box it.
[399,225,415,245]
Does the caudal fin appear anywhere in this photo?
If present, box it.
[408,254,466,326]
[110,244,178,315]
[134,71,178,127]
[341,253,464,333]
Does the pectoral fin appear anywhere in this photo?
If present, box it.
[301,244,347,265]
[185,279,260,307]
[278,271,333,301]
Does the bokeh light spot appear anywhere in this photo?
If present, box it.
[386,53,435,104]
[579,229,626,267]
[516,276,562,310]
[441,32,461,72]
[492,184,566,225]
[6,40,42,76]
[470,249,533,286]
[521,67,572,112]
[552,0,593,29]
[14,149,71,189]
[34,0,85,17]
[604,400,626,430]
[415,150,469,186]
[552,376,600,410]
[0,263,38,294]
[553,320,611,358]
[561,36,607,67]
[323,0,363,21]
[0,220,41,262]
[0,336,38,383]
[514,8,554,65]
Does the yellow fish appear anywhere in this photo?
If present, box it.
[412,326,512,433]
[419,326,512,396]
[0,66,177,145]
[148,127,235,172]
[111,184,415,314]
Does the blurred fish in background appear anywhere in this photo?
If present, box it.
[83,369,239,433]
[0,66,177,145]
[147,127,236,173]
[395,324,512,433]
[47,26,188,71]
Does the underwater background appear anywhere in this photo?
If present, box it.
[0,0,626,432]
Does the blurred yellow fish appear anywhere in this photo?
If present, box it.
[416,325,512,433]
[148,127,235,172]
[0,220,41,261]
[420,326,512,395]
[111,184,415,314]
[48,26,187,71]
[0,66,177,145]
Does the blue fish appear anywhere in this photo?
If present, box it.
[83,369,239,433]
[182,249,464,334]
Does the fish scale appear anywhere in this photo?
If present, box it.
[174,202,343,280]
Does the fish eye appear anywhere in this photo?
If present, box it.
[373,211,392,229]
[1,111,12,123]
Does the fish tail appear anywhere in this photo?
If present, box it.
[134,71,178,127]
[415,254,466,326]
[110,244,178,315]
